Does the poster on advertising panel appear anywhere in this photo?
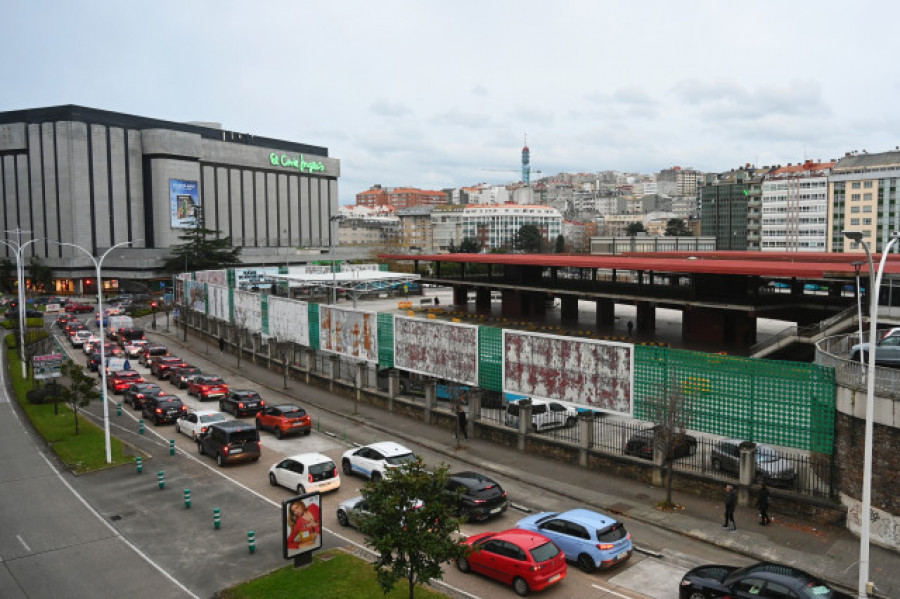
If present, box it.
[394,316,479,385]
[268,297,310,346]
[503,330,633,415]
[282,493,322,565]
[170,179,199,229]
[319,306,377,362]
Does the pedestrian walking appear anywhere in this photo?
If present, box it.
[456,405,468,440]
[723,484,737,531]
[757,482,770,526]
[218,336,225,353]
[626,320,634,337]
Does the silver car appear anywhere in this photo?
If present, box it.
[336,496,371,529]
[850,334,900,366]
[711,439,796,487]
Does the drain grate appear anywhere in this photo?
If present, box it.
[110,515,122,521]
[606,502,633,515]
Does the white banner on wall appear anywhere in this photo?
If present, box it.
[268,296,310,346]
[233,289,262,332]
[503,330,633,415]
[394,316,478,386]
[319,305,378,362]
[208,284,230,321]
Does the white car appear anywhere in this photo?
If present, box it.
[268,452,341,494]
[83,335,102,355]
[124,339,149,358]
[504,399,580,431]
[175,409,227,440]
[341,441,416,481]
[71,330,92,348]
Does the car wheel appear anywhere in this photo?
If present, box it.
[577,553,596,573]
[197,442,204,455]
[175,422,181,434]
[297,484,305,495]
[371,471,382,482]
[566,416,577,428]
[191,431,197,441]
[219,401,226,411]
[342,459,352,475]
[712,457,722,471]
[269,472,278,486]
[304,429,311,436]
[275,428,283,440]
[456,557,471,573]
[337,509,349,527]
[513,576,530,596]
[255,419,262,430]
[688,592,706,599]
[216,453,224,467]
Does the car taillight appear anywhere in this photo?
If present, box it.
[473,498,485,504]
[597,543,614,550]
[308,473,314,482]
[501,491,507,498]
[181,406,187,412]
[222,446,229,454]
[155,408,163,414]
[238,402,245,408]
[332,467,338,477]
[259,400,266,407]
[200,427,207,433]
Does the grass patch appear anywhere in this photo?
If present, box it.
[9,347,136,473]
[219,549,448,599]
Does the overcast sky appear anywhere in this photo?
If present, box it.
[6,1,900,205]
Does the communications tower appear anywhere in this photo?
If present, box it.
[522,135,531,185]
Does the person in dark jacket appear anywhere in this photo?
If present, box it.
[456,405,468,440]
[218,336,225,353]
[723,484,737,531]
[757,483,770,526]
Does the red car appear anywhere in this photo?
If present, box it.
[188,375,229,401]
[107,370,145,394]
[255,404,311,438]
[457,529,567,596]
[65,302,94,313]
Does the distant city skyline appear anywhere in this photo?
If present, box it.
[6,1,900,205]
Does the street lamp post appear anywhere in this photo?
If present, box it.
[843,230,900,599]
[0,237,45,379]
[55,240,136,464]
[329,215,343,304]
[852,261,865,368]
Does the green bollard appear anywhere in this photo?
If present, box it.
[135,456,143,473]
[116,402,122,416]
[248,530,256,554]
[184,488,191,509]
[213,508,221,530]
[139,420,145,434]
[317,418,321,432]
[157,471,165,489]
[169,439,175,455]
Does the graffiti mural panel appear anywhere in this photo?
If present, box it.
[268,297,310,346]
[233,289,262,332]
[394,316,478,385]
[319,306,377,362]
[207,284,229,321]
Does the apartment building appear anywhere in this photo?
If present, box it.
[700,166,769,251]
[827,150,900,253]
[356,185,447,209]
[431,204,465,252]
[760,160,834,252]
[460,204,561,251]
[396,205,435,252]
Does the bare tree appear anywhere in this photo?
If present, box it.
[645,379,695,508]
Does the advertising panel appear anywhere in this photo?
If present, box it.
[233,289,262,332]
[268,297,310,346]
[207,284,229,321]
[503,330,633,415]
[33,353,63,380]
[169,179,199,229]
[394,316,478,386]
[319,306,377,362]
[282,493,322,560]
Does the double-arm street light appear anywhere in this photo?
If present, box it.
[842,230,900,599]
[329,215,344,304]
[0,236,46,379]
[55,239,137,464]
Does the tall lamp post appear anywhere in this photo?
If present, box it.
[0,237,45,379]
[852,261,865,367]
[329,215,344,304]
[842,230,900,599]
[55,239,136,464]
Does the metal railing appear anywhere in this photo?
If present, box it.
[816,332,900,399]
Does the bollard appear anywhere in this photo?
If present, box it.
[135,456,143,473]
[213,508,221,530]
[248,530,256,554]
[169,439,176,456]
[184,488,191,509]
[317,418,321,433]
[157,471,165,489]
[139,419,145,434]
[116,402,122,416]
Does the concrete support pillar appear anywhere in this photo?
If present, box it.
[453,285,470,306]
[560,296,578,322]
[578,412,595,468]
[517,399,533,452]
[355,362,365,413]
[468,391,481,439]
[476,288,491,312]
[301,349,314,384]
[738,443,757,507]
[425,382,436,425]
[652,445,666,487]
[329,356,339,392]
[636,301,656,333]
[595,298,615,327]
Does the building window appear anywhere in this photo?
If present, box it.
[852,182,861,189]
[851,218,860,225]
[851,193,861,201]
[864,181,873,188]
[864,193,872,201]
[851,206,860,213]
[863,205,873,213]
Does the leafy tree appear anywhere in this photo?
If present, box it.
[58,360,101,434]
[664,218,692,237]
[28,256,54,294]
[625,222,646,236]
[646,379,694,508]
[160,208,242,273]
[514,224,544,253]
[358,457,466,598]
[449,237,482,254]
[554,234,566,253]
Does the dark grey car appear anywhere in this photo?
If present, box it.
[850,334,900,366]
[711,439,796,487]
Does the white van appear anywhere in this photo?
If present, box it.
[504,399,580,432]
[107,315,134,339]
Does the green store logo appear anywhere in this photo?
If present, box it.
[269,153,326,173]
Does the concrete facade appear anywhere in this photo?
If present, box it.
[0,105,340,290]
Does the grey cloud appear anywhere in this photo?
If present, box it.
[369,99,413,118]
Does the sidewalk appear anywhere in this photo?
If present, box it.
[147,319,896,598]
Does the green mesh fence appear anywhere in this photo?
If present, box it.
[377,313,394,368]
[308,303,320,350]
[633,345,835,454]
[260,295,269,336]
[478,326,503,392]
[228,288,234,323]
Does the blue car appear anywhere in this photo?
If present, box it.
[515,508,632,572]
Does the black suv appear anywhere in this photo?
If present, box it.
[197,421,262,467]
[125,383,164,409]
[151,356,187,380]
[170,365,201,389]
[142,393,187,425]
[624,425,698,460]
[447,471,509,522]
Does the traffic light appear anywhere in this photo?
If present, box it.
[150,301,158,311]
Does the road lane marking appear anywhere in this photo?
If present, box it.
[591,583,633,598]
[16,535,31,552]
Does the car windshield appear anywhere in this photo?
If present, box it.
[199,414,226,424]
[229,429,258,443]
[309,461,336,475]
[282,407,306,416]
[205,377,224,384]
[385,452,416,466]
[597,522,628,543]
[529,541,561,562]
[756,447,779,463]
